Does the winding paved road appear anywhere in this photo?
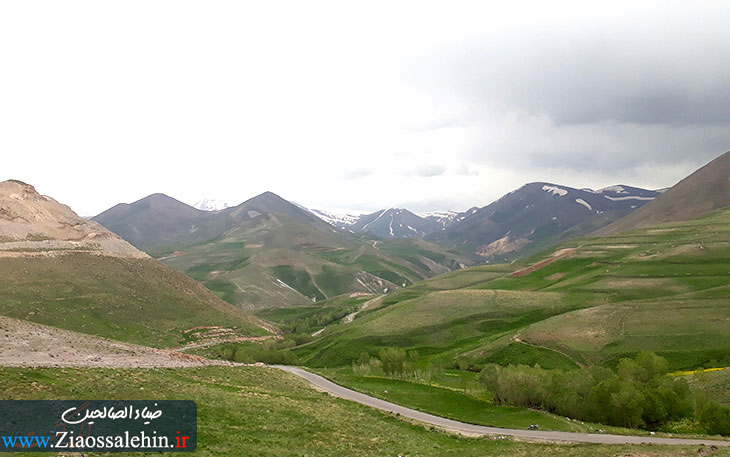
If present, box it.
[275,365,730,447]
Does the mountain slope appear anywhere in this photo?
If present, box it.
[428,182,660,261]
[0,180,268,347]
[160,211,472,308]
[595,150,730,235]
[93,190,329,253]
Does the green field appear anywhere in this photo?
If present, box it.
[0,366,722,457]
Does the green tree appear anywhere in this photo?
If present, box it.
[379,347,406,377]
[700,404,730,436]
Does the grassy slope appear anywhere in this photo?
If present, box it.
[0,366,719,457]
[162,212,471,308]
[511,209,730,369]
[298,207,730,371]
[0,254,267,347]
[686,368,730,407]
[296,286,591,368]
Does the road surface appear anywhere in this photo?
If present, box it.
[275,365,730,447]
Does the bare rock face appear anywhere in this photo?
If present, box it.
[0,180,147,258]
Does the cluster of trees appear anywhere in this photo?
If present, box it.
[214,338,299,365]
[479,351,730,435]
[282,305,360,334]
[352,349,439,382]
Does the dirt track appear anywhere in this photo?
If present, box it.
[0,315,232,368]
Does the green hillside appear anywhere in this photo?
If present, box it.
[161,212,471,308]
[0,254,268,347]
[296,207,730,371]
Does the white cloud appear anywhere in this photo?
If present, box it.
[0,1,728,216]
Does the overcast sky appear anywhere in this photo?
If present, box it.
[2,1,729,216]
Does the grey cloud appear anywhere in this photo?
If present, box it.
[405,19,730,128]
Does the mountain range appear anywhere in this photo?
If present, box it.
[301,183,661,261]
[93,191,471,308]
[426,183,661,261]
[89,152,730,308]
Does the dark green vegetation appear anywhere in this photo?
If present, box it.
[0,254,267,347]
[199,339,301,365]
[1,366,723,457]
[480,351,730,435]
[255,294,370,334]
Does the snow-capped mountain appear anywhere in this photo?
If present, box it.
[422,208,480,229]
[422,211,458,229]
[428,182,661,261]
[309,209,360,227]
[346,208,442,239]
[193,199,230,211]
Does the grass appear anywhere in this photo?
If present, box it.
[295,289,592,367]
[686,368,730,406]
[315,367,592,432]
[0,366,722,457]
[0,254,266,347]
[303,207,730,373]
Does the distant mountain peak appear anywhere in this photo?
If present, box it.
[194,198,230,211]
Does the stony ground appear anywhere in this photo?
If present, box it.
[0,315,236,368]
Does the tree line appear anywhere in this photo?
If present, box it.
[479,351,730,435]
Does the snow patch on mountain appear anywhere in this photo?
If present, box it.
[194,199,230,211]
[604,195,656,201]
[596,185,629,194]
[542,185,568,197]
[309,209,360,226]
[575,198,593,211]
